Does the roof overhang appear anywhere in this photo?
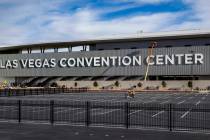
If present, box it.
[0,30,210,51]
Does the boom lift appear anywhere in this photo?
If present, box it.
[144,42,158,81]
[127,42,157,98]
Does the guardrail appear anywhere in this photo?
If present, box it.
[0,99,209,132]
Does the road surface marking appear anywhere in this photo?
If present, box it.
[160,101,169,104]
[181,111,190,118]
[177,100,186,104]
[196,101,201,106]
[94,109,121,115]
[129,110,142,115]
[152,111,165,117]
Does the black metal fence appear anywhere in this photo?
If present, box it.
[0,88,88,97]
[0,99,209,132]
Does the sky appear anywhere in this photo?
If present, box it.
[0,0,209,47]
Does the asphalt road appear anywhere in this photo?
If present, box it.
[0,122,209,140]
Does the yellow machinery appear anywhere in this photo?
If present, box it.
[144,42,157,81]
[127,41,157,97]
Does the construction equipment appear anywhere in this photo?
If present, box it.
[144,42,158,81]
[127,90,135,98]
[126,41,157,96]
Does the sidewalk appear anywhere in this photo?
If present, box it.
[0,122,209,140]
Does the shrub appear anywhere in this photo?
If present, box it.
[161,81,167,88]
[114,81,120,87]
[188,81,193,88]
[137,82,142,88]
[74,82,78,87]
[195,87,200,91]
[93,81,98,87]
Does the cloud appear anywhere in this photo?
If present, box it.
[164,0,210,31]
[0,0,209,47]
[118,0,172,4]
[186,0,210,21]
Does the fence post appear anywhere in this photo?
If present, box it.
[18,100,21,123]
[125,102,129,129]
[168,104,172,131]
[86,101,90,127]
[50,100,54,124]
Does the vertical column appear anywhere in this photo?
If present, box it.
[68,46,72,52]
[41,47,45,53]
[27,48,32,54]
[54,48,58,53]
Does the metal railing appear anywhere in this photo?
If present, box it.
[0,99,209,132]
[0,88,88,97]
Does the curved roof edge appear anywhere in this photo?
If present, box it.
[0,29,210,51]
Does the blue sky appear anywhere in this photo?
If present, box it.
[0,0,209,47]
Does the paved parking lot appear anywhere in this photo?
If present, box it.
[4,91,209,104]
[0,92,210,131]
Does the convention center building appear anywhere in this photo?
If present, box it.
[1,30,210,90]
